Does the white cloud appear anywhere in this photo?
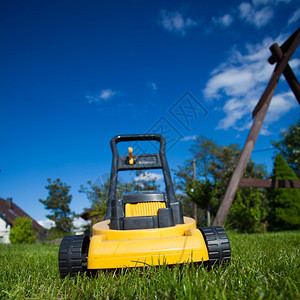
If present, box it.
[158,10,198,36]
[213,14,234,28]
[38,219,55,229]
[238,2,274,28]
[216,98,249,130]
[204,37,276,100]
[38,218,89,230]
[134,171,163,182]
[252,0,292,5]
[181,135,197,141]
[289,58,300,75]
[86,89,120,103]
[204,68,255,99]
[252,0,270,5]
[99,89,118,100]
[288,8,300,25]
[260,126,273,136]
[203,34,297,132]
[211,0,292,31]
[265,91,298,124]
[73,217,89,229]
[147,81,158,92]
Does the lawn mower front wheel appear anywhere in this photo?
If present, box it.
[58,235,90,278]
[200,226,231,267]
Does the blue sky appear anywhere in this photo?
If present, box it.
[0,0,299,227]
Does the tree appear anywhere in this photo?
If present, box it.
[175,136,268,231]
[185,179,216,225]
[272,118,300,178]
[208,144,242,215]
[189,136,217,180]
[209,144,241,183]
[9,217,35,244]
[39,178,74,237]
[227,188,267,233]
[225,158,268,233]
[175,138,241,224]
[79,172,160,224]
[174,137,218,224]
[79,179,110,223]
[186,180,213,210]
[229,189,266,233]
[268,154,300,230]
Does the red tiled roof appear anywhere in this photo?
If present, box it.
[0,197,46,232]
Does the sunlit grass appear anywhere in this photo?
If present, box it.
[0,231,299,299]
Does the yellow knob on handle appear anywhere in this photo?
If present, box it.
[128,147,134,165]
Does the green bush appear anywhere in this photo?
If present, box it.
[45,227,68,241]
[227,188,267,233]
[268,154,300,230]
[9,217,35,244]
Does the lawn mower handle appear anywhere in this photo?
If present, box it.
[105,134,177,220]
[110,134,166,153]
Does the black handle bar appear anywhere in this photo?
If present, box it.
[110,134,165,155]
[105,134,177,220]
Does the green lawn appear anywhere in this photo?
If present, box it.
[0,231,299,299]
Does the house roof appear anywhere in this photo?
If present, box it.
[79,208,95,220]
[0,197,46,231]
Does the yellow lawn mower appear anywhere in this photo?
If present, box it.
[58,134,231,278]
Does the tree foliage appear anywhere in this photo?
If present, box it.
[272,118,300,178]
[9,217,35,244]
[228,188,267,233]
[268,154,300,230]
[175,136,268,231]
[39,178,74,237]
[226,159,268,233]
[189,136,217,180]
[186,180,214,210]
[80,172,161,223]
[175,137,240,215]
[177,137,243,213]
[79,178,114,224]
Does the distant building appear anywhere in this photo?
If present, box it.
[79,208,96,221]
[0,197,46,244]
[79,208,101,236]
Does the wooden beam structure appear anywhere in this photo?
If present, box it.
[239,178,300,189]
[212,28,300,226]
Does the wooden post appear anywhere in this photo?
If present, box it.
[192,158,198,225]
[207,204,211,226]
[212,29,300,226]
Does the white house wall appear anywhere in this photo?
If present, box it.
[0,217,11,244]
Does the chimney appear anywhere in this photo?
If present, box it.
[7,197,13,209]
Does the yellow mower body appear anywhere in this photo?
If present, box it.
[88,217,209,269]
